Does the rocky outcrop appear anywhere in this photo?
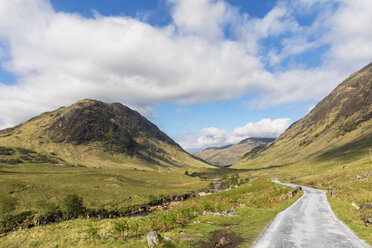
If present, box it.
[288,186,302,199]
[147,231,159,247]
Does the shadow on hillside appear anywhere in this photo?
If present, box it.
[315,132,372,162]
[190,163,293,179]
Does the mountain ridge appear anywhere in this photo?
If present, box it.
[0,99,209,169]
[236,62,372,167]
[194,137,275,166]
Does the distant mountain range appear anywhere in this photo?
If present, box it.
[0,99,209,169]
[194,137,275,166]
[235,62,372,168]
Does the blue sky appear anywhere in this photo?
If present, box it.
[0,0,371,152]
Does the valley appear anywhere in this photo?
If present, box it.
[0,62,371,247]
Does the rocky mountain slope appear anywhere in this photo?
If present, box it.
[0,99,209,168]
[194,137,275,166]
[235,62,372,167]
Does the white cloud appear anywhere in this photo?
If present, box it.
[169,0,228,40]
[0,0,371,129]
[179,118,291,153]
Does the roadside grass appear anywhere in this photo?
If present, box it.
[234,158,372,246]
[0,179,302,248]
[288,160,372,245]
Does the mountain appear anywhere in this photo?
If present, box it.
[194,137,275,166]
[235,62,372,168]
[0,99,209,168]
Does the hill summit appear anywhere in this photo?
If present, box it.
[0,99,208,168]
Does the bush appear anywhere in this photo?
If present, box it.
[209,182,215,188]
[112,219,129,237]
[61,194,85,219]
[230,174,240,185]
[35,199,59,215]
[85,223,99,241]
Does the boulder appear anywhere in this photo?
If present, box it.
[279,194,286,201]
[356,174,364,180]
[180,237,196,242]
[222,209,238,216]
[352,202,360,210]
[147,231,159,248]
[328,188,336,198]
[360,202,372,209]
[216,236,232,248]
[164,236,173,241]
[288,186,302,199]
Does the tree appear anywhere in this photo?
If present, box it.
[61,194,85,219]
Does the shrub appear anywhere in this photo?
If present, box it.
[230,174,240,185]
[85,223,99,241]
[60,194,85,219]
[35,199,59,215]
[208,182,215,188]
[112,219,129,237]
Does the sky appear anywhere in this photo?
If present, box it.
[0,0,371,153]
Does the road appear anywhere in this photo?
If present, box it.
[253,179,370,248]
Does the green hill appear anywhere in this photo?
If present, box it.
[0,99,209,169]
[233,63,372,244]
[235,62,372,168]
[194,138,275,166]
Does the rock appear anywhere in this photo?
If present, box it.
[198,192,208,196]
[212,212,221,216]
[279,194,286,201]
[222,209,238,216]
[216,236,232,247]
[356,174,364,180]
[201,211,208,215]
[164,236,172,241]
[238,203,246,208]
[180,237,196,242]
[197,233,203,237]
[328,188,336,198]
[147,231,159,248]
[100,231,111,240]
[352,202,360,210]
[179,230,185,234]
[360,202,372,209]
[193,221,200,224]
[287,191,293,199]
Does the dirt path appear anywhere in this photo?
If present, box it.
[253,179,370,248]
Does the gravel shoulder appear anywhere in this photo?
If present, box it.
[253,179,370,248]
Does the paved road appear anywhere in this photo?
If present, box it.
[253,179,370,248]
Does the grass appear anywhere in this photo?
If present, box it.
[0,179,302,247]
[0,162,209,217]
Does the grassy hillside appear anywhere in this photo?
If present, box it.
[0,99,209,169]
[194,138,274,167]
[236,62,372,168]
